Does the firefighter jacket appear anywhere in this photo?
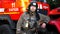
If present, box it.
[16,12,50,34]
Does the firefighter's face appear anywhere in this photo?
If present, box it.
[30,6,36,12]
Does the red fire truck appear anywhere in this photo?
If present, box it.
[48,7,60,34]
[0,0,30,32]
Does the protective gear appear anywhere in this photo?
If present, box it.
[28,2,38,11]
[16,2,50,34]
[16,12,50,34]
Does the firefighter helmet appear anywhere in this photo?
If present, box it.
[27,2,38,11]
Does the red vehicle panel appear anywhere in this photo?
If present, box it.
[0,0,30,20]
[49,7,60,33]
[37,2,50,15]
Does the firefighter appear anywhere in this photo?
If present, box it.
[16,2,50,34]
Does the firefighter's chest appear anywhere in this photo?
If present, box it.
[23,14,36,28]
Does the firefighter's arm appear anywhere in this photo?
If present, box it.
[16,14,24,34]
[38,13,50,28]
[39,13,50,24]
[38,18,49,28]
[42,15,50,23]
